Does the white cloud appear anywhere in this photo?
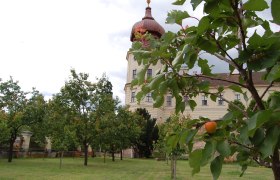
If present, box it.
[1,0,275,104]
[0,0,182,104]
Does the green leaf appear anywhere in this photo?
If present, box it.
[217,140,231,157]
[243,0,269,11]
[222,112,234,121]
[238,125,250,144]
[198,59,212,75]
[175,96,183,114]
[247,110,273,137]
[266,63,280,83]
[158,81,168,94]
[259,126,280,158]
[210,155,223,180]
[167,133,180,150]
[137,66,148,84]
[268,92,280,109]
[210,94,217,101]
[188,100,197,111]
[166,10,190,25]
[131,79,138,87]
[243,92,249,102]
[201,140,217,166]
[272,0,280,25]
[172,45,189,68]
[237,150,250,162]
[189,149,203,175]
[229,85,243,93]
[197,80,210,91]
[172,0,186,5]
[191,0,203,10]
[197,16,210,35]
[185,129,198,144]
[251,128,265,146]
[148,74,165,90]
[153,95,164,108]
[218,86,224,93]
[197,38,218,54]
[247,31,263,49]
[136,91,144,102]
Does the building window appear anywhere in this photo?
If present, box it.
[146,93,152,102]
[218,94,224,106]
[147,69,152,78]
[167,96,172,107]
[235,94,241,101]
[132,69,137,79]
[201,95,207,106]
[131,92,135,103]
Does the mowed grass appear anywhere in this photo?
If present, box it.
[0,157,273,180]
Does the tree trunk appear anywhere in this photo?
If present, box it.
[112,151,115,162]
[84,144,88,166]
[120,149,123,160]
[171,155,177,180]
[8,134,16,163]
[59,151,64,169]
[103,151,106,163]
[272,149,280,180]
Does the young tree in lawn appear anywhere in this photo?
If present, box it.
[25,89,48,154]
[46,94,78,168]
[156,115,189,180]
[89,73,116,161]
[60,70,115,166]
[59,69,97,166]
[131,0,280,179]
[0,78,46,162]
[116,106,141,160]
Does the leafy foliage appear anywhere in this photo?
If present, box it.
[130,0,280,179]
[0,77,46,162]
[134,108,159,158]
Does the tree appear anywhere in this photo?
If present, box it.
[26,89,48,152]
[131,0,280,179]
[59,70,115,166]
[155,114,189,180]
[116,106,141,160]
[0,78,46,162]
[134,108,159,158]
[46,94,78,168]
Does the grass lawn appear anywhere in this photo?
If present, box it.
[0,157,273,180]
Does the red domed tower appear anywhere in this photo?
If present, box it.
[130,0,165,42]
[124,0,166,125]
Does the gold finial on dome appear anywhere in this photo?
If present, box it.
[147,0,151,7]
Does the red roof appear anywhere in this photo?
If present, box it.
[130,7,165,42]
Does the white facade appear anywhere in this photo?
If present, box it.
[124,51,280,122]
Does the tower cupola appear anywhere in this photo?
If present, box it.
[130,0,165,42]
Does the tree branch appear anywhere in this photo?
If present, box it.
[260,82,274,100]
[231,0,247,52]
[253,157,272,168]
[214,53,237,68]
[194,74,247,88]
[228,139,254,150]
[252,81,274,111]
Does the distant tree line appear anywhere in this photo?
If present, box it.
[0,69,159,166]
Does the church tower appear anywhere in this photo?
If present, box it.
[125,1,169,123]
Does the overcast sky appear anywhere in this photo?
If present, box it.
[0,0,277,104]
